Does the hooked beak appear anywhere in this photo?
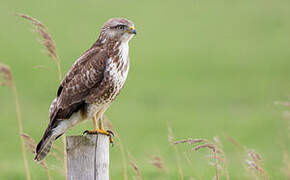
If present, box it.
[129,26,137,34]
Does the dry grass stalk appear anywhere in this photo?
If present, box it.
[168,126,175,145]
[207,155,225,163]
[105,117,128,180]
[168,126,184,180]
[21,133,52,180]
[183,152,194,169]
[175,136,230,180]
[192,143,217,152]
[173,136,230,179]
[183,152,202,180]
[213,136,230,180]
[15,13,61,81]
[149,156,167,171]
[174,138,208,145]
[225,134,268,180]
[51,152,64,162]
[33,65,53,72]
[50,143,63,154]
[0,64,12,87]
[48,164,65,177]
[21,133,36,154]
[192,142,219,180]
[224,133,245,150]
[0,63,31,180]
[47,143,64,162]
[16,13,67,178]
[245,149,268,180]
[128,153,142,180]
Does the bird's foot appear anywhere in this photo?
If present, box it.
[83,129,114,146]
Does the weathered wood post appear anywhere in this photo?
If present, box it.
[66,134,109,180]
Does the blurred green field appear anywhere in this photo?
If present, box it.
[0,0,290,179]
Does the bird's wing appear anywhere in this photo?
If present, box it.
[49,47,109,122]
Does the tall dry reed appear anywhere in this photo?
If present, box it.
[128,153,142,180]
[16,13,67,179]
[21,133,52,180]
[225,134,268,180]
[105,117,129,180]
[183,151,202,180]
[168,126,184,180]
[15,13,61,81]
[149,155,167,172]
[174,136,231,180]
[175,137,220,180]
[0,63,31,180]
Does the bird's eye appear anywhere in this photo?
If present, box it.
[116,25,126,30]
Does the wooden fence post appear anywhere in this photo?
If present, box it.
[66,134,109,180]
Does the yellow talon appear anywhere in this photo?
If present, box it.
[83,115,114,145]
[94,129,110,135]
[83,129,114,145]
[109,136,113,144]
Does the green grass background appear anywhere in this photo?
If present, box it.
[0,0,290,179]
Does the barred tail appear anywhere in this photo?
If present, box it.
[34,129,56,162]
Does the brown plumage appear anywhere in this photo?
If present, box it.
[35,18,136,162]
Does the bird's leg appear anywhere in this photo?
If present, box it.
[83,115,114,145]
[98,117,114,144]
[93,115,98,131]
[98,116,104,130]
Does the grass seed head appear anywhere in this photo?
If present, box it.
[167,126,176,145]
[174,138,208,145]
[21,133,36,154]
[0,64,13,87]
[129,153,142,180]
[16,14,58,61]
[149,156,166,171]
[245,149,268,179]
[192,143,217,153]
[224,133,245,150]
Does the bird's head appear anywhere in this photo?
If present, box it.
[101,18,136,42]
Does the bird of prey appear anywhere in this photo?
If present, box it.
[35,18,136,162]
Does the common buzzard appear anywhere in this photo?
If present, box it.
[35,18,136,162]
